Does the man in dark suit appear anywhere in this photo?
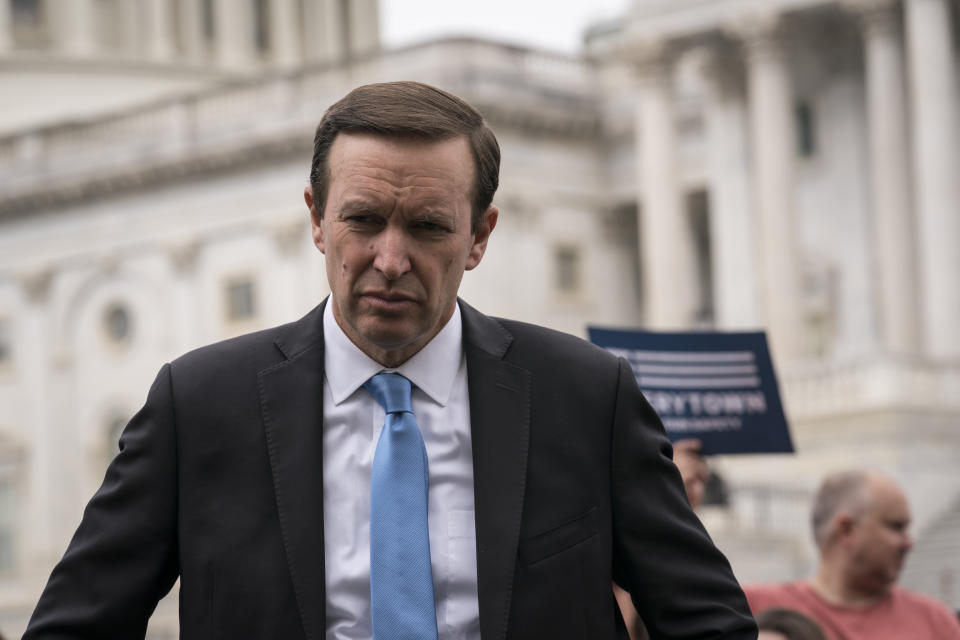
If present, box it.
[26,81,756,639]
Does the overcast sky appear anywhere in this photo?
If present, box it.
[380,0,631,55]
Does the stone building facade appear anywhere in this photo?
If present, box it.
[0,0,958,636]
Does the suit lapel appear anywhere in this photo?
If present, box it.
[461,301,531,640]
[258,303,327,640]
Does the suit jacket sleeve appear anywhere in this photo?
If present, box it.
[24,364,180,639]
[610,358,757,638]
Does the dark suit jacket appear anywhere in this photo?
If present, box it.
[26,299,756,639]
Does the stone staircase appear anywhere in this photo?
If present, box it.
[901,495,960,611]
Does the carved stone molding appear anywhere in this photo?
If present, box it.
[727,11,788,62]
[693,41,747,100]
[496,192,542,231]
[0,133,313,221]
[613,36,679,85]
[168,241,200,276]
[268,217,307,256]
[843,0,900,35]
[97,255,120,277]
[19,267,54,305]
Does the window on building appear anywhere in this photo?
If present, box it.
[11,0,40,26]
[12,0,45,48]
[226,278,257,321]
[687,190,715,327]
[554,245,582,294]
[252,0,270,52]
[795,101,816,158]
[0,318,10,364]
[0,474,16,574]
[103,303,132,344]
[201,0,215,40]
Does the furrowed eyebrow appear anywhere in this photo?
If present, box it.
[336,201,379,218]
[416,209,457,225]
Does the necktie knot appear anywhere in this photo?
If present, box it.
[364,372,413,414]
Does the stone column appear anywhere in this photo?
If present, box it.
[702,45,760,330]
[213,0,254,68]
[266,219,308,325]
[144,0,175,60]
[17,269,60,574]
[0,0,12,53]
[849,0,919,354]
[304,0,347,64]
[177,0,206,61]
[905,0,960,358]
[632,42,698,329]
[348,0,380,57]
[54,0,97,56]
[740,15,803,361]
[169,242,202,356]
[269,0,301,67]
[114,1,141,57]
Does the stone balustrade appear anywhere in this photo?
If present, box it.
[782,355,960,420]
[0,38,599,213]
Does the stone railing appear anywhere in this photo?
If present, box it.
[0,38,598,205]
[702,483,813,537]
[781,355,960,420]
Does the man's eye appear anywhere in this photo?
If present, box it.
[346,215,379,226]
[414,220,449,232]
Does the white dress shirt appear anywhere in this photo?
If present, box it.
[321,300,481,640]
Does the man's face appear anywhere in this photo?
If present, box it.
[305,132,497,367]
[845,479,913,594]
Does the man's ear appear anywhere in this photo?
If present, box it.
[835,513,857,542]
[305,184,325,254]
[466,205,498,270]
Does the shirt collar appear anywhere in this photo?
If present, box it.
[323,298,464,407]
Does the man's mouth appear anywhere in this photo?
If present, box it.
[361,291,417,309]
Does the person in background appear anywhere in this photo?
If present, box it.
[745,469,960,639]
[755,607,827,640]
[671,438,710,510]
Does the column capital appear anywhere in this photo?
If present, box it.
[727,11,787,61]
[696,42,746,97]
[843,0,900,34]
[614,36,678,83]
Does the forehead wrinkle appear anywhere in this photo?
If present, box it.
[335,171,468,218]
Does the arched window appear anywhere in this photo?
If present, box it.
[103,302,133,345]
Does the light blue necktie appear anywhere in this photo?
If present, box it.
[364,373,439,640]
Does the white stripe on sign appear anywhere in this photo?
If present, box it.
[629,351,756,363]
[631,364,759,376]
[638,376,762,389]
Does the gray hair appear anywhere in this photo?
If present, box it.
[810,470,874,548]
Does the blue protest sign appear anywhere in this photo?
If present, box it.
[588,327,794,455]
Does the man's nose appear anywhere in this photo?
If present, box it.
[903,532,914,552]
[372,227,412,280]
